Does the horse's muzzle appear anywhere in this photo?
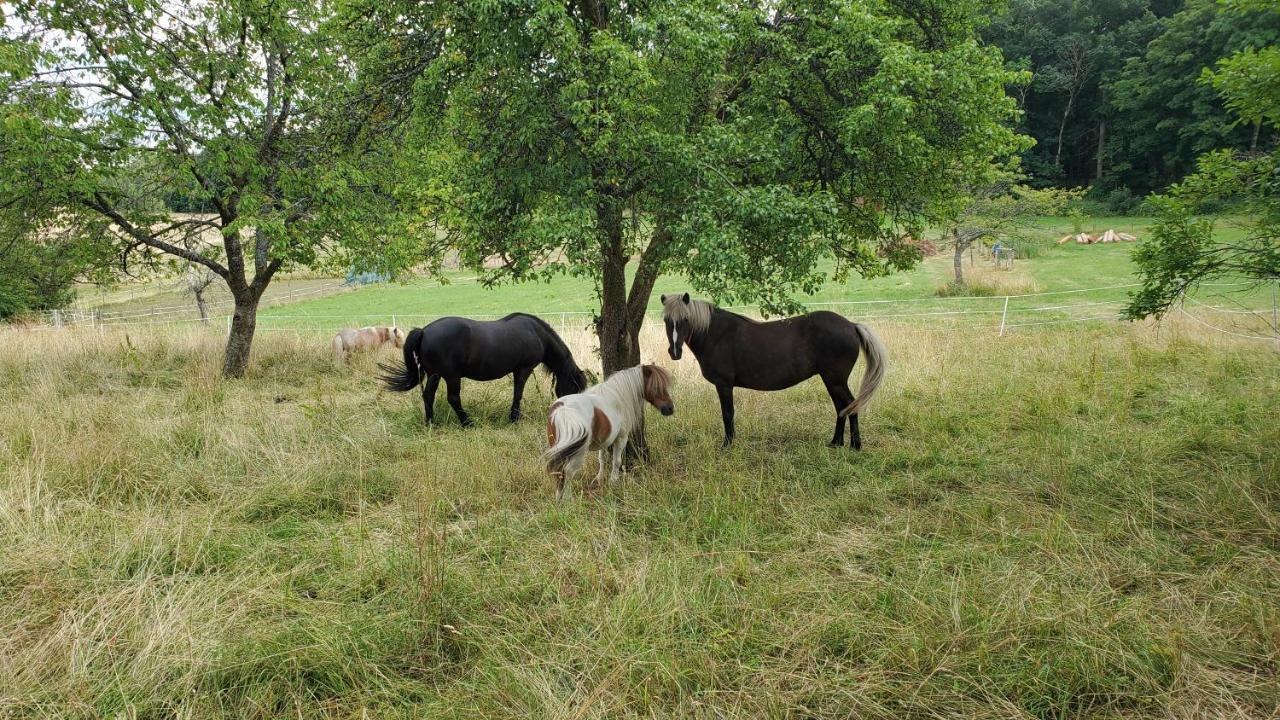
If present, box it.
[668,347,681,361]
[660,404,674,416]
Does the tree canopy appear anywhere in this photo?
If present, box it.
[0,0,413,375]
[357,0,1027,373]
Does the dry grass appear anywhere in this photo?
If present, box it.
[937,263,1043,297]
[0,320,1277,718]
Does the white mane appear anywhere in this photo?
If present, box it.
[661,295,714,335]
[586,366,646,431]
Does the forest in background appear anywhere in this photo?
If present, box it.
[984,0,1278,208]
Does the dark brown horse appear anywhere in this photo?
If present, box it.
[381,313,588,426]
[661,293,887,449]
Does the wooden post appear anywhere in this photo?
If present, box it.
[1272,278,1278,352]
[999,296,1010,337]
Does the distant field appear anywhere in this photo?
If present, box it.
[61,215,1273,339]
[248,216,1154,330]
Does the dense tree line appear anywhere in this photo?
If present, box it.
[985,0,1279,203]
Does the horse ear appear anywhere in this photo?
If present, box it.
[660,294,667,304]
[682,293,690,304]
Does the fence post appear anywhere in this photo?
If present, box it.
[1272,278,1278,351]
[226,314,232,336]
[998,296,1010,337]
[560,312,566,335]
[391,314,397,329]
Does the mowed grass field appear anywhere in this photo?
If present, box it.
[240,215,1268,333]
[1,315,1277,718]
[253,234,1150,330]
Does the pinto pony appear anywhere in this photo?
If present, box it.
[333,326,407,361]
[544,364,673,501]
[381,313,588,426]
[661,293,887,449]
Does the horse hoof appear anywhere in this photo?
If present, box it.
[828,441,843,449]
[459,418,474,428]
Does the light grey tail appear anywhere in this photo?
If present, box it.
[544,407,591,474]
[840,323,887,418]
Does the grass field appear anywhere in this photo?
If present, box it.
[65,216,1160,330]
[1,316,1277,718]
[251,238,1149,329]
[65,215,1274,336]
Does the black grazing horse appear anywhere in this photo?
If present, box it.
[381,313,588,426]
[661,293,887,449]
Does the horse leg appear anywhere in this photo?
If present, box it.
[444,376,472,427]
[608,436,628,484]
[716,384,735,447]
[823,378,853,448]
[508,364,534,422]
[422,374,440,425]
[592,448,606,487]
[850,412,862,451]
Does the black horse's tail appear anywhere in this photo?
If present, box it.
[839,323,888,418]
[380,327,424,392]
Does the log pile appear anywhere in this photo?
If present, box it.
[1097,229,1136,243]
[1057,229,1137,244]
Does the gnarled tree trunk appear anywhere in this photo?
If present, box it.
[223,293,260,378]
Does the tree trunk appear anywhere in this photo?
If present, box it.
[953,231,965,285]
[194,285,209,322]
[596,200,638,376]
[1095,119,1106,181]
[1055,93,1074,169]
[1252,120,1261,153]
[222,294,259,378]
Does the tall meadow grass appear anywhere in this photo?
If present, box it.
[0,319,1277,718]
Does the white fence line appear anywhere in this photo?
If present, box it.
[41,281,352,324]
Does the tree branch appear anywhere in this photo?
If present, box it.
[84,193,230,279]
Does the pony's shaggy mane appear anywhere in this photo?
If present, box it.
[662,295,714,335]
[587,366,648,429]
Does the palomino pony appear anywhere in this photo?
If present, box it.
[545,364,674,501]
[661,293,887,449]
[381,313,588,426]
[333,326,406,361]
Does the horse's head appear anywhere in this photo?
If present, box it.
[660,292,697,361]
[391,327,407,348]
[641,364,674,416]
[552,364,589,397]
